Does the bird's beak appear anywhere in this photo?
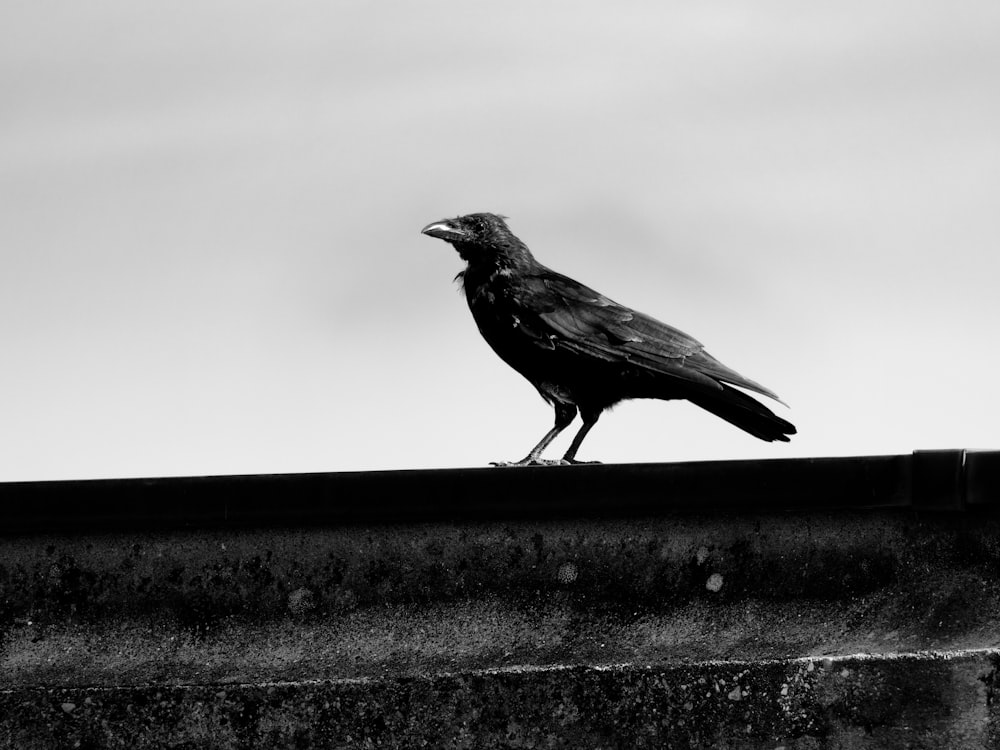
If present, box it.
[421,219,468,241]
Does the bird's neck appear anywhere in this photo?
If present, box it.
[457,241,535,305]
[457,236,535,274]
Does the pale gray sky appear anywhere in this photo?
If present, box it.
[2,1,998,480]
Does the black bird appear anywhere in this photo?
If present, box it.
[421,212,795,465]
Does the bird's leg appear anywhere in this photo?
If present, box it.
[492,403,577,467]
[560,408,602,464]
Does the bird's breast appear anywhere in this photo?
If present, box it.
[466,281,542,358]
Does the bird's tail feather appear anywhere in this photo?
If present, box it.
[688,385,796,442]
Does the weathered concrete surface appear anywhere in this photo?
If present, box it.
[5,513,1000,687]
[5,583,1000,690]
[5,512,1000,620]
[2,457,1000,747]
[2,652,998,749]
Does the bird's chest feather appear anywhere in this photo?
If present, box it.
[466,271,518,335]
[463,271,597,408]
[463,268,549,362]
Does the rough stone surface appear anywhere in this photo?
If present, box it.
[2,653,998,749]
[4,509,1000,746]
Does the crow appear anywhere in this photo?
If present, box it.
[421,212,795,465]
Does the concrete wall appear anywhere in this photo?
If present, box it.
[2,451,999,748]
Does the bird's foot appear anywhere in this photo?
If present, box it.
[489,458,569,468]
[563,458,603,465]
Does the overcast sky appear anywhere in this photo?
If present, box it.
[2,1,998,481]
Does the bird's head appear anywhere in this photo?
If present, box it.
[421,212,530,267]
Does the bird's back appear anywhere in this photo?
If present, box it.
[464,259,780,408]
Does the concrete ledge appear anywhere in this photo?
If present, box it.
[3,451,998,533]
[2,452,1000,747]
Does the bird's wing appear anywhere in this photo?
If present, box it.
[515,267,781,400]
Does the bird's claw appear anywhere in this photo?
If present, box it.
[489,458,602,467]
[490,458,569,468]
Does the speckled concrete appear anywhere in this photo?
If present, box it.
[3,511,1000,746]
[2,652,998,749]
